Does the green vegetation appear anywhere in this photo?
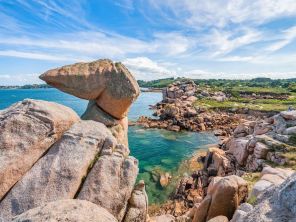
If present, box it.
[138,77,176,88]
[138,77,296,92]
[194,97,296,112]
[138,78,296,112]
[0,84,52,89]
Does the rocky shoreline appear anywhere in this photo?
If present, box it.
[1,61,296,222]
[143,80,296,222]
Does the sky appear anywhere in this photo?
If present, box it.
[1,0,296,85]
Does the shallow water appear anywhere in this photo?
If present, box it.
[0,88,217,203]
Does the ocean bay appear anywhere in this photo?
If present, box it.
[0,88,217,203]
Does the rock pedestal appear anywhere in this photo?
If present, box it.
[40,59,140,146]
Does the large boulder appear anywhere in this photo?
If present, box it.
[0,121,114,221]
[204,147,231,177]
[192,175,248,222]
[227,138,249,165]
[251,166,294,196]
[234,173,296,222]
[0,99,79,200]
[77,136,138,221]
[12,199,118,222]
[40,59,140,119]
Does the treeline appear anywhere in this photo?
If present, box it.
[0,84,52,89]
[138,77,296,92]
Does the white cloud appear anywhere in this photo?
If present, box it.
[123,57,176,80]
[0,50,82,61]
[205,28,262,56]
[147,0,296,28]
[266,26,296,52]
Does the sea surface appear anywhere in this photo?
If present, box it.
[0,88,218,203]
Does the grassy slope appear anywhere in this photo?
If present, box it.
[195,91,296,112]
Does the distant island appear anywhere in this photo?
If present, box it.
[0,84,52,89]
[1,77,296,92]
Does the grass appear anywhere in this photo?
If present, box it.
[242,172,261,193]
[242,172,261,205]
[228,86,290,95]
[195,97,296,112]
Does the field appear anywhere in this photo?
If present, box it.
[139,77,296,112]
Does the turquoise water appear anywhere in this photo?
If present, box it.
[0,88,217,203]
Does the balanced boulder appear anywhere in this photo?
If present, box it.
[40,59,140,119]
[0,99,79,200]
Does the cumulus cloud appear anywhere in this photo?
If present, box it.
[123,57,176,80]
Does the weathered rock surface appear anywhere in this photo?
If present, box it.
[77,136,138,221]
[12,199,118,222]
[208,216,229,222]
[227,138,249,165]
[0,121,113,221]
[251,166,294,196]
[0,99,79,200]
[192,175,248,222]
[40,59,140,119]
[230,203,253,222]
[81,100,129,146]
[280,110,296,120]
[149,214,175,222]
[233,173,296,222]
[123,180,148,222]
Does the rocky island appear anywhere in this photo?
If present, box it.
[0,59,296,222]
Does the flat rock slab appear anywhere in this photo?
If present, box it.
[12,199,118,222]
[0,99,79,200]
[0,121,112,221]
[280,110,296,120]
[78,137,138,221]
[40,59,140,119]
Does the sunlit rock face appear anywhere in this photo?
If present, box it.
[0,99,79,200]
[40,59,140,119]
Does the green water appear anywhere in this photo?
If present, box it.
[0,88,218,204]
[129,126,217,203]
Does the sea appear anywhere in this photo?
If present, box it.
[0,88,218,204]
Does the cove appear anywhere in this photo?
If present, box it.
[0,88,218,203]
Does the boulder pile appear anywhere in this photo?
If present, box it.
[149,109,296,221]
[0,59,146,222]
[222,110,296,172]
[137,80,240,135]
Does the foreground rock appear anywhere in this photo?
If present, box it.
[0,99,79,200]
[0,121,117,220]
[78,136,138,221]
[191,175,248,222]
[123,180,148,222]
[40,59,140,119]
[251,166,294,196]
[12,199,118,222]
[232,173,296,222]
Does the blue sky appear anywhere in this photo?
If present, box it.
[1,0,296,85]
